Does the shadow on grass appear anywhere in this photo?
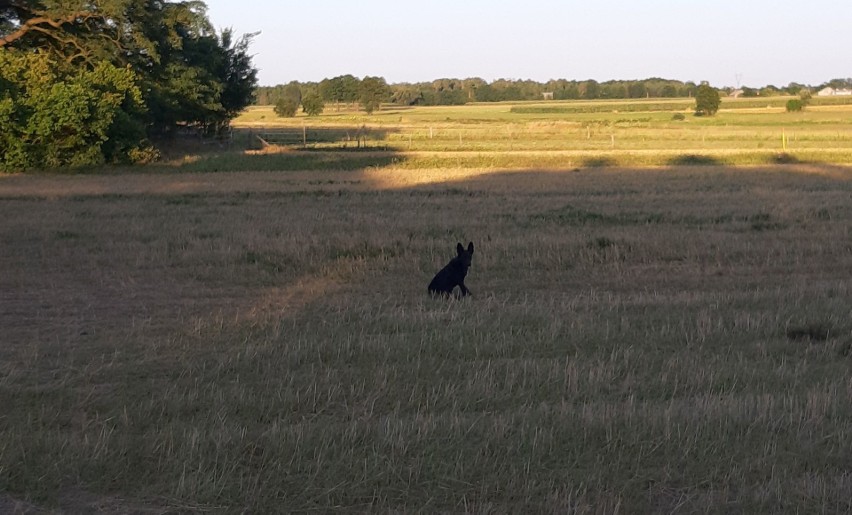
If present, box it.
[234,126,399,150]
[148,125,408,173]
[771,153,800,164]
[581,157,618,167]
[667,154,723,166]
[666,152,807,167]
[174,150,407,173]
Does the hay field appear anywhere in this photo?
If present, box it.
[229,98,852,166]
[1,162,851,512]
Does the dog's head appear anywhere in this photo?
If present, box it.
[455,241,474,270]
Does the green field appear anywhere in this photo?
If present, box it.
[134,96,852,176]
[226,97,852,167]
[2,97,852,512]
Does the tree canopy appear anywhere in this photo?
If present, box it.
[695,83,721,116]
[257,77,704,108]
[0,0,258,170]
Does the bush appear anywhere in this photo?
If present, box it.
[301,92,324,116]
[274,98,299,117]
[786,99,804,112]
[671,113,686,121]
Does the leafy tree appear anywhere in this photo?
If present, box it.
[786,90,811,113]
[390,84,422,106]
[555,84,581,100]
[301,92,324,116]
[660,85,678,97]
[474,84,497,102]
[281,81,302,106]
[274,98,298,117]
[786,82,806,96]
[785,99,804,112]
[1,0,259,161]
[827,78,852,89]
[268,82,302,117]
[217,29,259,122]
[627,82,647,98]
[359,76,389,114]
[0,0,129,62]
[583,80,600,99]
[759,85,781,97]
[319,74,360,107]
[0,50,148,170]
[695,83,721,116]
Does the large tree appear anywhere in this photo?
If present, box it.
[319,74,360,109]
[695,83,721,116]
[359,76,389,114]
[0,50,147,170]
[0,0,258,168]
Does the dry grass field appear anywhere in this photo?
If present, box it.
[1,162,851,512]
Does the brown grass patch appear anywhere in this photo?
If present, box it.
[1,164,851,512]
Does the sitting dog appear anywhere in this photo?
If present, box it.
[428,242,474,297]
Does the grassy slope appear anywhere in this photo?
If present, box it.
[1,165,851,512]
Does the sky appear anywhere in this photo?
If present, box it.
[203,0,851,88]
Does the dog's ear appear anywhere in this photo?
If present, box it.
[467,242,474,254]
[456,242,464,255]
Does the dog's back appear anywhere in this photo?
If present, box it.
[428,242,474,296]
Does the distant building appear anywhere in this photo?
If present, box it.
[542,92,554,100]
[817,87,852,96]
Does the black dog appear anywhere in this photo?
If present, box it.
[428,242,474,297]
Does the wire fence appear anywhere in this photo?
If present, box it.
[232,123,852,154]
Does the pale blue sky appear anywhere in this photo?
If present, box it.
[204,0,850,88]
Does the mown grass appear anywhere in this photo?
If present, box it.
[1,164,851,512]
[222,97,852,167]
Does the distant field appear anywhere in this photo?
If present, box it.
[1,163,851,512]
[220,96,852,170]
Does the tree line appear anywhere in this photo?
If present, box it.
[1,1,259,171]
[257,76,850,112]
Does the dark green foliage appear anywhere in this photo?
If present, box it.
[281,82,302,106]
[0,51,149,170]
[359,76,390,114]
[0,0,259,169]
[301,92,325,116]
[274,98,298,118]
[273,82,302,117]
[695,83,721,116]
[258,77,835,108]
[627,82,648,98]
[786,90,811,113]
[318,75,361,105]
[218,29,260,120]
